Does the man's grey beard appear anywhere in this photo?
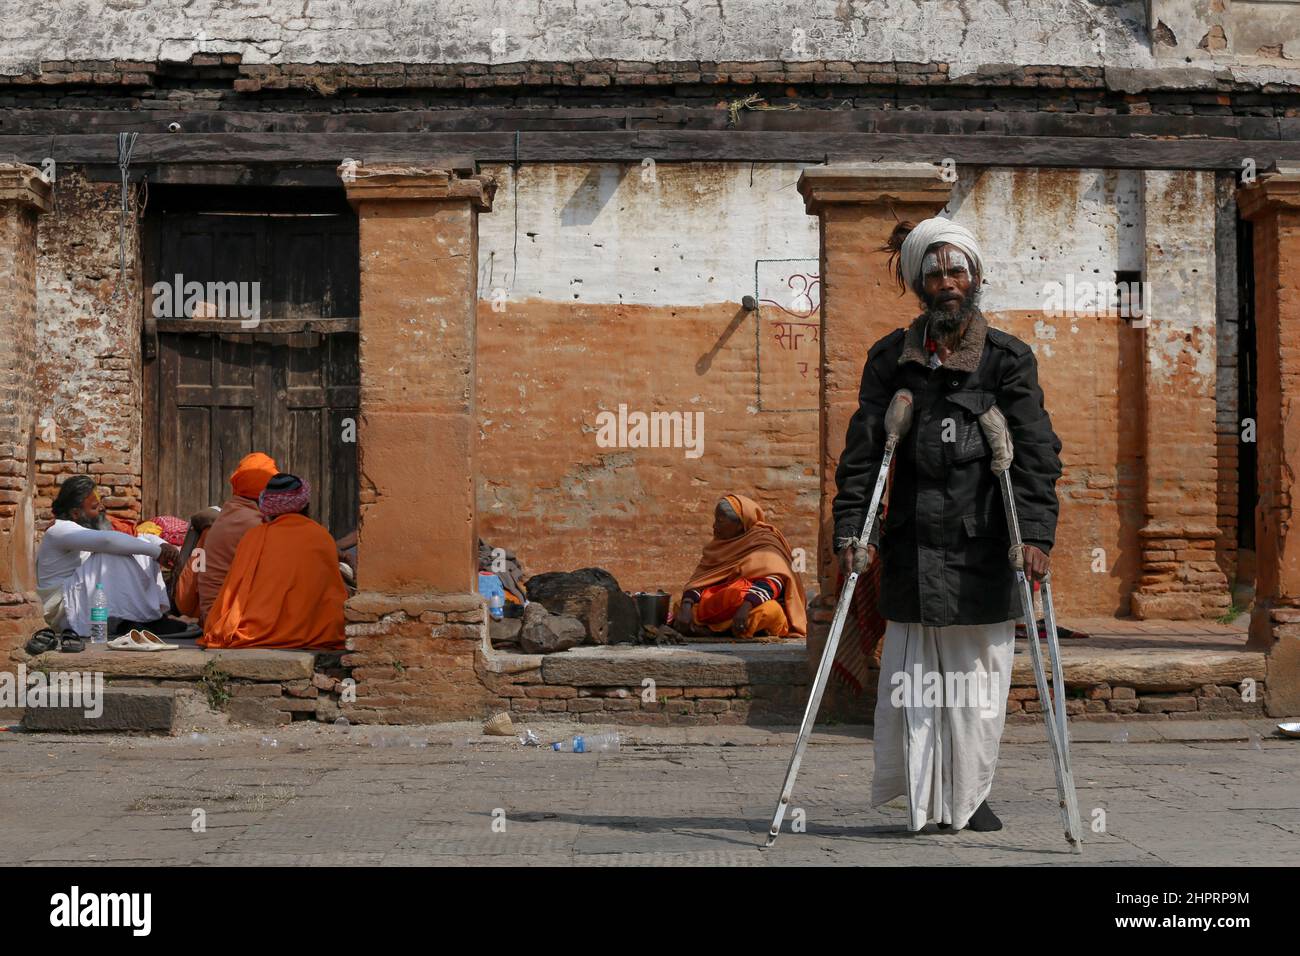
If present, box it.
[921,286,982,340]
[77,513,113,531]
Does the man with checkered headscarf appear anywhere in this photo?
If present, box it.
[200,473,346,651]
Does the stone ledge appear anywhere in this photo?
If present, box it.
[538,642,805,687]
[22,686,177,733]
[341,165,495,210]
[1012,643,1266,691]
[798,162,952,213]
[26,647,317,681]
[0,164,52,212]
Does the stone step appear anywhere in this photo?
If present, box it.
[22,686,177,734]
[540,641,806,687]
[1011,641,1266,691]
[28,646,316,681]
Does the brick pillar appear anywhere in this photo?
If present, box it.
[1131,170,1231,620]
[1238,166,1300,714]
[0,165,51,660]
[798,164,951,599]
[340,164,497,723]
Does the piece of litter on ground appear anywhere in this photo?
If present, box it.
[483,711,514,736]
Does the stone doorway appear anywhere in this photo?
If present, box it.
[140,185,360,538]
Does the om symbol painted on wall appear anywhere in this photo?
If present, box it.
[755,258,821,412]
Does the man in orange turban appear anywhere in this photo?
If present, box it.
[675,494,808,639]
[201,473,345,650]
[173,452,278,623]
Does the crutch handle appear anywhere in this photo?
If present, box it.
[977,404,1014,473]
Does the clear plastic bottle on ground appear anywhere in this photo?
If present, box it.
[89,583,109,644]
[549,732,620,753]
[489,592,504,620]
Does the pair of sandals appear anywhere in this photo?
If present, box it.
[107,629,179,652]
[24,627,84,655]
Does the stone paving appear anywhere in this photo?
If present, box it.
[1,719,1296,866]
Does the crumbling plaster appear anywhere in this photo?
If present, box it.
[3,0,1296,88]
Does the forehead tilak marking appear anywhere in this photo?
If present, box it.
[921,247,972,277]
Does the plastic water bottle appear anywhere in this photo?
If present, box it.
[89,583,109,644]
[549,732,620,753]
[489,592,504,621]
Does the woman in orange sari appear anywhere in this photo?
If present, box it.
[676,494,808,639]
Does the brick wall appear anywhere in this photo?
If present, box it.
[0,177,46,657]
[474,162,821,597]
[4,56,1299,116]
[21,162,1243,621]
[473,164,1164,616]
[33,168,144,532]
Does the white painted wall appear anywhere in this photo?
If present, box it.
[947,167,1143,312]
[3,0,1294,87]
[476,162,1141,316]
[477,162,819,307]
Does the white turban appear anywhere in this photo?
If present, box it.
[899,217,984,290]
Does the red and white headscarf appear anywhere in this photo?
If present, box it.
[144,514,188,546]
[258,474,312,519]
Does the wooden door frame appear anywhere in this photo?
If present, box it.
[140,183,358,519]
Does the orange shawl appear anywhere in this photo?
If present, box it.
[196,496,263,623]
[683,494,808,637]
[201,512,346,650]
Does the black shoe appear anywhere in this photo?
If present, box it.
[58,629,85,653]
[966,800,1003,832]
[24,628,58,655]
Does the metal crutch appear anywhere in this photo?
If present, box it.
[764,389,914,848]
[976,405,1083,852]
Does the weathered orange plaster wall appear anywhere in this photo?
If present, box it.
[475,300,1140,616]
[475,299,821,597]
[990,309,1145,616]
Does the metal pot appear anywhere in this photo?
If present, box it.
[632,590,671,629]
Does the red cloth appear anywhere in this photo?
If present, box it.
[831,458,894,694]
[831,555,886,694]
[146,514,188,547]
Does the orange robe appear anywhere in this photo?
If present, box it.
[200,513,346,650]
[681,493,808,638]
[196,496,262,624]
[693,577,791,637]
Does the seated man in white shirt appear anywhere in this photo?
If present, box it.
[36,476,181,638]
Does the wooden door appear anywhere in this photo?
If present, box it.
[143,188,360,538]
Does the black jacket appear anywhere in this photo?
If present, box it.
[832,311,1062,626]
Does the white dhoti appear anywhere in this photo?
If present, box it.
[871,619,1015,831]
[42,548,169,637]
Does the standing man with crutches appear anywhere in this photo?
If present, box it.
[834,217,1063,834]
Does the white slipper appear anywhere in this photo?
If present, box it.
[135,629,179,651]
[107,632,159,652]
